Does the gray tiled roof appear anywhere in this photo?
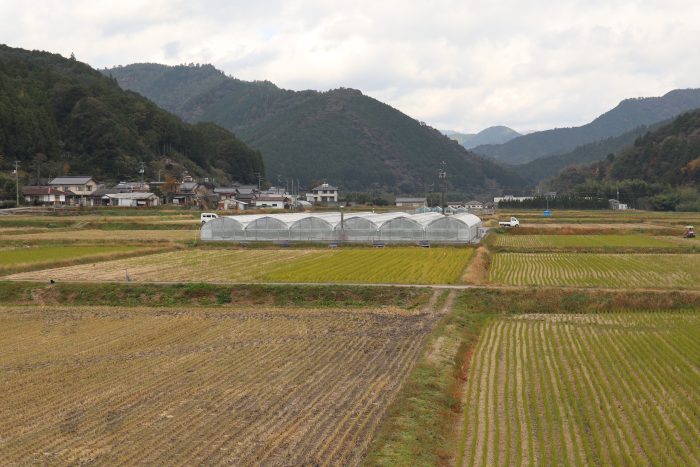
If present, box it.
[49,176,94,185]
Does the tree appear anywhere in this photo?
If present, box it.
[161,175,180,203]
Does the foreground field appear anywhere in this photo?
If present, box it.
[460,311,700,466]
[0,304,437,465]
[490,252,700,288]
[8,247,473,285]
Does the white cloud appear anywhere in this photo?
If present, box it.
[1,0,699,132]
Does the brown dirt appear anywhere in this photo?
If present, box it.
[461,246,491,284]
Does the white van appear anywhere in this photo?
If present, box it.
[200,212,219,224]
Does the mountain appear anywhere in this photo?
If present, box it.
[546,109,700,211]
[445,126,520,149]
[104,63,523,194]
[0,45,263,186]
[518,122,666,183]
[473,89,700,165]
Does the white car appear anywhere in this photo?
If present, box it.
[498,217,520,228]
[200,212,219,224]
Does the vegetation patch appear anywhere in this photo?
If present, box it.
[0,281,431,309]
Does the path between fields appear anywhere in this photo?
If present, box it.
[5,277,700,295]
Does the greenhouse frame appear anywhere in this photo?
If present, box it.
[201,212,482,244]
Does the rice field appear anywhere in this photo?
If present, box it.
[0,245,154,274]
[459,311,700,466]
[0,229,197,243]
[8,247,473,285]
[492,234,684,250]
[490,252,700,288]
[261,247,473,284]
[0,304,436,465]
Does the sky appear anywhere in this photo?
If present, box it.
[2,0,700,133]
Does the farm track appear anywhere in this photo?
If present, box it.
[458,312,700,466]
[0,304,444,465]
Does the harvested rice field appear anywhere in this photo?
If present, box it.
[0,229,197,243]
[0,245,159,274]
[489,252,700,288]
[491,234,685,250]
[0,304,438,465]
[8,247,473,285]
[459,311,700,466]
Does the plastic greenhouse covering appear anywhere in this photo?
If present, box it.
[200,211,482,244]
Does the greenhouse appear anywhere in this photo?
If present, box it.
[201,211,483,244]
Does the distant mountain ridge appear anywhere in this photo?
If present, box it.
[444,126,521,149]
[104,63,523,194]
[473,89,700,165]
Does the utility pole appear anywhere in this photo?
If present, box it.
[438,161,447,213]
[14,160,20,206]
[139,161,146,185]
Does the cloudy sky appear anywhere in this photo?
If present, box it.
[2,0,700,132]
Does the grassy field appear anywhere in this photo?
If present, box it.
[459,311,700,466]
[491,234,691,250]
[8,247,473,285]
[490,252,700,288]
[0,303,438,465]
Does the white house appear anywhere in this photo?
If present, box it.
[465,200,484,210]
[105,192,160,207]
[254,195,286,209]
[306,183,339,205]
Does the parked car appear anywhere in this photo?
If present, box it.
[200,212,219,224]
[499,217,520,228]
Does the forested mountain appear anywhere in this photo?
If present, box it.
[546,110,700,211]
[0,46,263,189]
[518,122,666,182]
[473,89,700,165]
[104,63,523,194]
[444,126,521,149]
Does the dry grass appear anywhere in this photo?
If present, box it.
[0,304,437,465]
[461,246,491,284]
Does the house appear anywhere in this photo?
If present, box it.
[105,192,160,207]
[22,186,66,205]
[609,199,629,210]
[49,176,99,206]
[395,197,427,208]
[465,200,484,210]
[49,176,97,195]
[114,181,150,193]
[306,183,339,205]
[254,195,287,209]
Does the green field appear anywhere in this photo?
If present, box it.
[491,234,685,250]
[490,252,700,288]
[459,311,700,466]
[8,247,473,285]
